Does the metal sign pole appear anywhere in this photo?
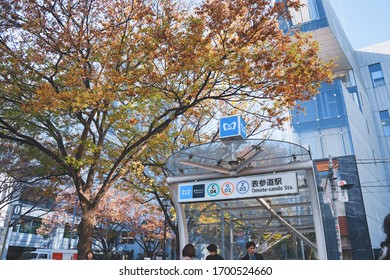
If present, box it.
[329,156,343,260]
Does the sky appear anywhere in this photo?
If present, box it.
[328,0,390,49]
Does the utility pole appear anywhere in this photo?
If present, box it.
[328,156,343,260]
[0,207,12,259]
[1,203,22,259]
[162,199,171,260]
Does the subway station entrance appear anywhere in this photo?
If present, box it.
[165,139,327,260]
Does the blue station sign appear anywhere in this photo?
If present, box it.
[219,115,247,140]
[178,172,298,203]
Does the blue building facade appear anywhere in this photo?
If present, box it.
[282,0,390,259]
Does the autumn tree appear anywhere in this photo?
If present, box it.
[125,201,169,258]
[0,0,334,258]
[38,188,170,258]
[0,143,68,226]
[92,188,170,258]
[127,102,290,259]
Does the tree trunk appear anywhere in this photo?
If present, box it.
[77,207,97,260]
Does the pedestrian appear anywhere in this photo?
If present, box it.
[182,243,196,260]
[205,244,224,260]
[86,250,94,260]
[378,213,390,260]
[241,241,264,260]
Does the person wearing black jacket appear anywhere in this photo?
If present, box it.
[241,241,264,260]
[379,213,390,260]
[205,244,224,260]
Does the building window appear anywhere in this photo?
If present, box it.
[13,217,42,234]
[369,63,385,87]
[0,183,8,200]
[63,222,78,239]
[379,110,390,136]
[307,0,320,20]
[347,69,356,87]
[317,90,338,119]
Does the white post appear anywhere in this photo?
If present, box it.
[306,167,328,259]
[168,183,188,259]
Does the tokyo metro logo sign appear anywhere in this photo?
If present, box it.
[219,115,246,140]
[179,185,192,200]
[222,121,237,132]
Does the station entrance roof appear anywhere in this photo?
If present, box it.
[165,139,327,259]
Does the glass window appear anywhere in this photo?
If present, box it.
[38,253,48,259]
[289,0,322,24]
[347,86,362,110]
[19,219,32,233]
[63,222,71,238]
[290,0,311,24]
[277,0,326,32]
[15,217,42,234]
[347,69,356,87]
[63,222,78,239]
[0,184,8,200]
[369,63,385,87]
[307,0,320,20]
[293,98,318,125]
[379,110,390,136]
[317,90,338,119]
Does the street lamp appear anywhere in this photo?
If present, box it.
[162,199,170,260]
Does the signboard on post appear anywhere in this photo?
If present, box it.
[178,172,298,203]
[219,115,247,140]
[9,204,22,226]
[12,204,22,216]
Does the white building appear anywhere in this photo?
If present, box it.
[285,0,390,258]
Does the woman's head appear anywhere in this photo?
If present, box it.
[86,250,94,260]
[182,244,195,258]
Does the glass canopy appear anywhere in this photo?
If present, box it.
[165,139,312,176]
[166,139,326,260]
